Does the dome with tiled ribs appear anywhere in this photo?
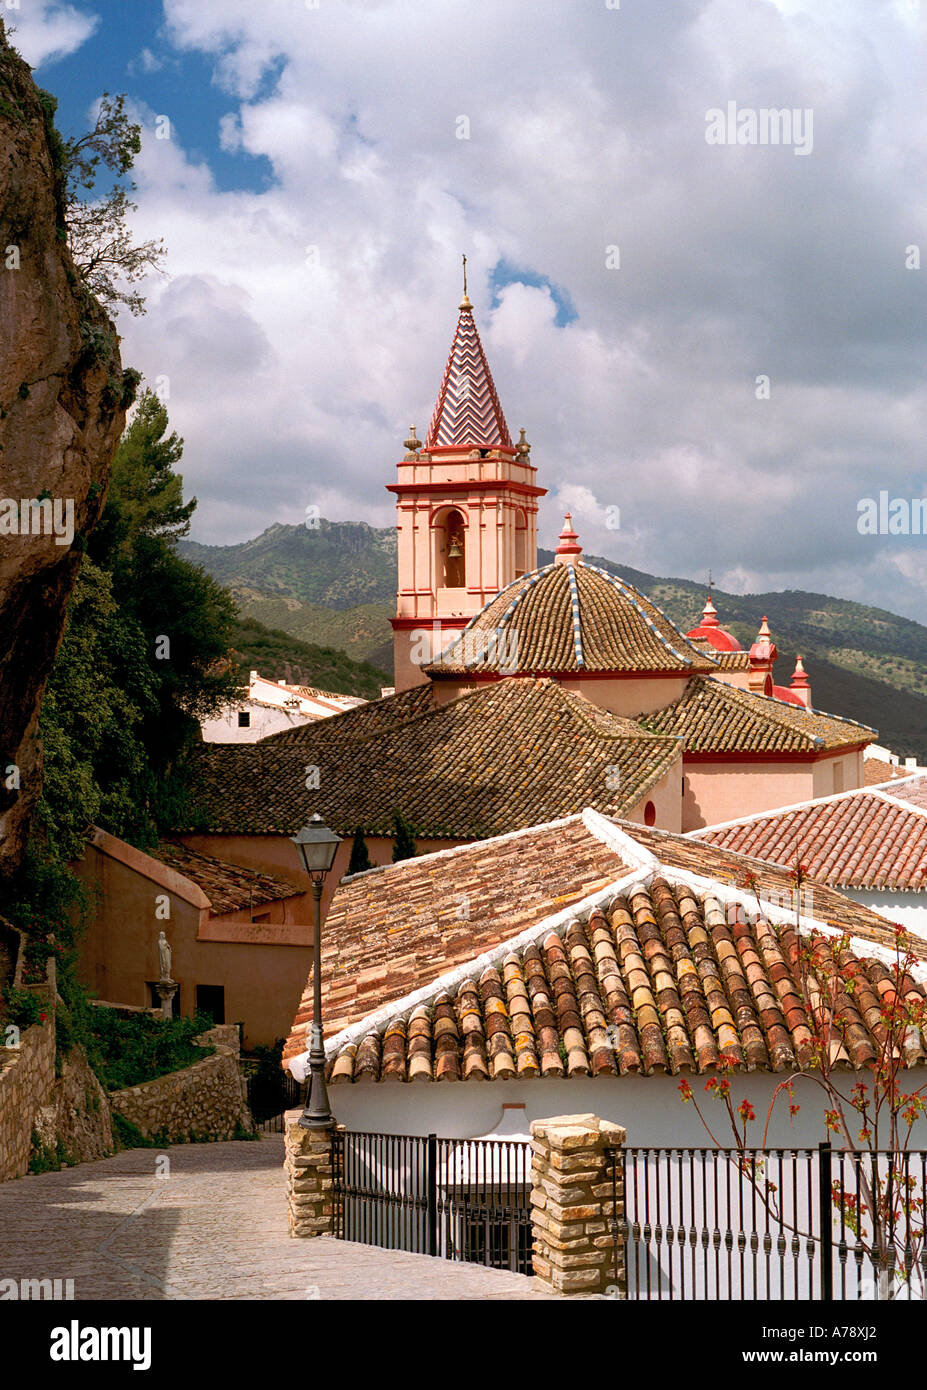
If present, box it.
[426,520,719,677]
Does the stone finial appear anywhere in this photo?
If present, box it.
[516,427,531,459]
[403,425,421,458]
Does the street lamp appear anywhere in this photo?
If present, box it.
[290,813,342,1130]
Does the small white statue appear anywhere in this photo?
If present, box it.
[157,931,172,982]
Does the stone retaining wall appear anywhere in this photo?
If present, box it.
[33,1046,113,1166]
[109,1032,250,1142]
[0,1003,55,1181]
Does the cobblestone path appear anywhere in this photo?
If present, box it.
[0,1135,551,1300]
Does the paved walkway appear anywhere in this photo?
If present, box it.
[0,1135,552,1300]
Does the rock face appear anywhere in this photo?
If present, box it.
[0,23,135,878]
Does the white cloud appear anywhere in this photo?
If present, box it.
[95,0,927,619]
[7,0,98,68]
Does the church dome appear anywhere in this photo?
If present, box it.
[426,518,719,678]
[686,595,743,654]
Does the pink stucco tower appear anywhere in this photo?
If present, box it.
[389,287,546,690]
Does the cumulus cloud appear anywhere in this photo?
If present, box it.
[98,0,927,619]
[7,0,98,67]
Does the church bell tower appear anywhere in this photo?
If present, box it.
[389,270,546,691]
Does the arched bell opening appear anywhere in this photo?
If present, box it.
[514,509,527,579]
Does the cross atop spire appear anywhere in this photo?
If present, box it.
[425,289,512,450]
[461,253,470,307]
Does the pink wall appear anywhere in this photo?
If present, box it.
[681,749,865,831]
[74,844,314,1050]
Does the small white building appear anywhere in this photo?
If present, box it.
[201,670,365,743]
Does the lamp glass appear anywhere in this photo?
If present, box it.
[290,816,341,876]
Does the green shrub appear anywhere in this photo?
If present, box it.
[28,1132,74,1174]
[89,1007,215,1091]
[1,987,47,1031]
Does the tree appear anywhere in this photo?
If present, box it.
[347,828,373,876]
[90,390,194,567]
[391,812,417,863]
[60,91,165,315]
[92,388,239,774]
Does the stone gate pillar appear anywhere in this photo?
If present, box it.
[529,1113,626,1296]
[284,1112,339,1238]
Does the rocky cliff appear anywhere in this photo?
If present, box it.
[0,22,136,878]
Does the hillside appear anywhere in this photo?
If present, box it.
[228,615,389,701]
[180,520,396,609]
[180,523,927,759]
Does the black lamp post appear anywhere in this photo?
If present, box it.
[290,814,342,1130]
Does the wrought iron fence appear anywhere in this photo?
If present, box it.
[604,1144,927,1301]
[245,1068,304,1132]
[332,1129,533,1275]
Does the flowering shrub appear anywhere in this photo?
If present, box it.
[678,860,927,1298]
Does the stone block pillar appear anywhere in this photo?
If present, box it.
[284,1111,338,1238]
[530,1112,626,1296]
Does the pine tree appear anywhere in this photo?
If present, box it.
[391,811,417,863]
[347,827,373,875]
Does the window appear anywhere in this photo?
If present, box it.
[458,1207,532,1274]
[195,984,225,1024]
[644,800,657,826]
[514,510,527,578]
[442,508,466,587]
[238,711,251,728]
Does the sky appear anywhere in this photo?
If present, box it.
[8,0,927,620]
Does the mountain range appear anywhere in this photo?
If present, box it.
[180,521,927,760]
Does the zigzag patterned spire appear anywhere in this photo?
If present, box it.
[425,298,512,449]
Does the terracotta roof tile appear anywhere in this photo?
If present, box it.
[425,560,718,677]
[149,840,301,914]
[694,783,927,891]
[629,822,904,948]
[284,811,916,1067]
[642,676,874,753]
[180,677,681,840]
[281,813,638,1062]
[322,875,927,1084]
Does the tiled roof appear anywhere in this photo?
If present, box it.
[426,560,718,676]
[626,823,903,946]
[282,809,913,1074]
[180,678,681,840]
[281,813,637,1062]
[890,773,927,812]
[641,676,874,753]
[688,638,750,671]
[322,875,926,1083]
[425,299,512,449]
[692,780,927,892]
[261,682,434,748]
[149,841,302,915]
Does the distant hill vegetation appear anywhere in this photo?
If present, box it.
[180,522,927,759]
[228,615,389,702]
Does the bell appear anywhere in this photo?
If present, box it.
[447,537,462,559]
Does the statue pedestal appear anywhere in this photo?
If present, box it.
[155,979,178,1020]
